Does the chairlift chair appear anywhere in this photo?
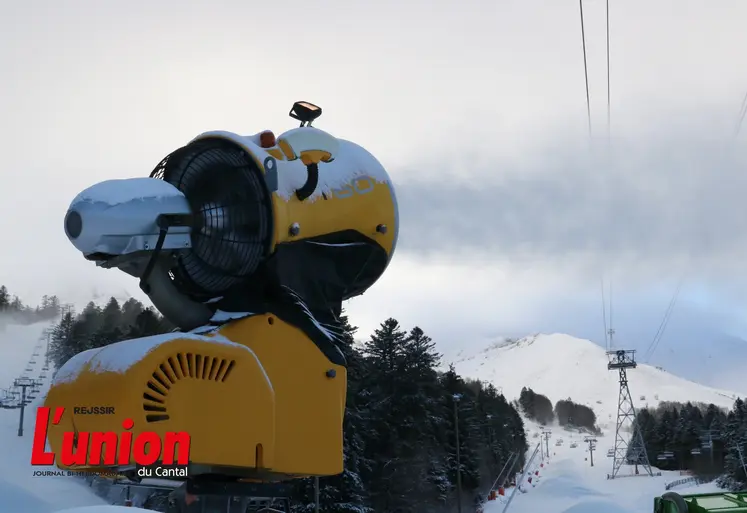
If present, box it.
[657,451,675,462]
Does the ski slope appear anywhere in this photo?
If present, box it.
[451,334,741,431]
[0,319,106,512]
[449,334,740,511]
[487,424,722,513]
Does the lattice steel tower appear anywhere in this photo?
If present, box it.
[607,348,653,478]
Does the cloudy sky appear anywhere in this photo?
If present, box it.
[2,0,747,389]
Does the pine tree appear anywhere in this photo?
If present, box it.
[362,318,405,373]
[128,308,167,338]
[121,298,146,326]
[48,311,78,369]
[0,285,9,311]
[395,327,447,507]
[48,295,61,316]
[440,366,483,510]
[359,318,411,512]
[293,312,371,513]
[101,297,122,327]
[10,295,23,311]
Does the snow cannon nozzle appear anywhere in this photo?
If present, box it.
[64,209,82,239]
[63,177,194,264]
[65,105,398,332]
[289,100,322,127]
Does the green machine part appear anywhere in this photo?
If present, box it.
[654,491,747,513]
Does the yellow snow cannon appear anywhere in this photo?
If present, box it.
[44,101,399,485]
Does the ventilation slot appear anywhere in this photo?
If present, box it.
[143,352,236,423]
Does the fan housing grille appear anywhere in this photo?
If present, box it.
[151,139,273,298]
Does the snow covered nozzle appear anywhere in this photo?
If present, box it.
[64,178,193,258]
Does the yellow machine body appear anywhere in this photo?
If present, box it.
[54,104,397,495]
[192,128,398,266]
[44,313,346,478]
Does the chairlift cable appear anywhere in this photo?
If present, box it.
[601,279,609,349]
[605,0,611,144]
[734,89,747,138]
[644,276,684,362]
[579,0,592,138]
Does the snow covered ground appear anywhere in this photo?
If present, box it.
[445,334,741,512]
[0,319,106,512]
[487,421,722,513]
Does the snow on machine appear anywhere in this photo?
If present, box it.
[43,101,398,506]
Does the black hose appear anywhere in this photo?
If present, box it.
[296,163,319,201]
[661,491,689,513]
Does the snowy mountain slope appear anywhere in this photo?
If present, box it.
[0,319,106,512]
[0,321,54,380]
[449,334,741,431]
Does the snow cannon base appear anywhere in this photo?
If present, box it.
[44,314,346,480]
